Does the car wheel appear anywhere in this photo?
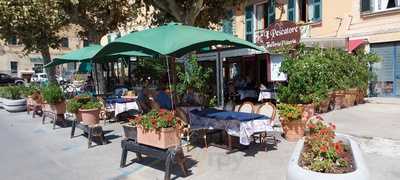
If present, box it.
[15,81,23,85]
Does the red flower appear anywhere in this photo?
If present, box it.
[320,145,328,153]
[334,143,343,154]
[307,124,316,129]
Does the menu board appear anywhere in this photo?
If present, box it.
[270,55,287,81]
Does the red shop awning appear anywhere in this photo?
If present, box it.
[348,39,367,53]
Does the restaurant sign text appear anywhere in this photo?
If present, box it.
[256,21,301,49]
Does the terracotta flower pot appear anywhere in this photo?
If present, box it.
[356,88,365,104]
[79,108,100,125]
[282,120,305,142]
[318,98,330,113]
[50,101,66,115]
[297,104,315,121]
[137,126,179,149]
[343,90,356,108]
[333,91,345,110]
[123,125,137,141]
[75,111,82,122]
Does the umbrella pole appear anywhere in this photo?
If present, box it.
[165,56,175,110]
[94,62,100,95]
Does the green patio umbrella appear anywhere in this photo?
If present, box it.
[94,22,264,58]
[44,44,150,67]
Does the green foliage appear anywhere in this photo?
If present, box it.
[42,84,65,104]
[176,55,212,104]
[278,44,381,104]
[20,85,40,97]
[0,86,24,100]
[277,103,302,122]
[66,98,81,113]
[135,58,167,83]
[133,109,177,130]
[138,0,244,27]
[80,100,102,110]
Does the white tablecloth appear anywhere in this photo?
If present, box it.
[258,91,276,101]
[114,102,139,116]
[189,111,272,145]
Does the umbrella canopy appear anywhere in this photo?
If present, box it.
[44,44,150,67]
[94,23,264,58]
[77,62,93,73]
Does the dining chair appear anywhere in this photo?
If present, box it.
[238,101,255,113]
[254,102,278,151]
[175,107,208,151]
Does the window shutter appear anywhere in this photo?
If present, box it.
[288,0,296,21]
[312,0,322,21]
[245,5,254,42]
[361,0,371,12]
[268,0,276,26]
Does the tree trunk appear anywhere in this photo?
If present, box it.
[41,48,57,84]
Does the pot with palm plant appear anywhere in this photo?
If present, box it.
[78,100,102,125]
[133,109,180,149]
[42,84,66,114]
[1,86,27,112]
[278,103,305,142]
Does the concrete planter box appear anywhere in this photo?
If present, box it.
[287,134,369,180]
[3,98,27,112]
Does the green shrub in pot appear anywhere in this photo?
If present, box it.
[42,84,65,104]
[2,86,23,100]
[66,98,82,113]
[80,100,102,110]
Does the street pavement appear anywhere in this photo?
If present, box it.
[0,97,399,180]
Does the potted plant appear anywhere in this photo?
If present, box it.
[133,109,179,149]
[1,86,27,112]
[66,98,83,121]
[42,84,66,114]
[287,116,369,180]
[78,100,102,125]
[278,103,304,142]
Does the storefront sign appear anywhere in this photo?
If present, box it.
[256,21,300,49]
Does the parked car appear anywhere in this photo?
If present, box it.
[0,73,25,85]
[31,73,66,84]
[30,73,48,83]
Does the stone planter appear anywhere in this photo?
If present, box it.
[123,125,137,141]
[318,99,330,113]
[3,98,27,112]
[137,126,179,149]
[343,90,357,108]
[49,101,66,115]
[287,134,369,180]
[79,108,100,125]
[281,119,305,142]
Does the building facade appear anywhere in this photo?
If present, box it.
[0,25,84,81]
[221,0,400,97]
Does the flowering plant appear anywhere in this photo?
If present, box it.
[300,116,353,173]
[133,109,177,131]
[277,103,302,122]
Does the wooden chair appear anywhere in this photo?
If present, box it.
[238,101,255,113]
[254,102,278,151]
[175,107,208,151]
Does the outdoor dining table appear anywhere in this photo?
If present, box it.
[105,98,139,116]
[188,108,272,149]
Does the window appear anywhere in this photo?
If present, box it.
[222,10,234,34]
[33,64,43,73]
[61,37,69,48]
[10,61,18,73]
[298,0,321,22]
[245,5,254,42]
[288,0,296,21]
[255,1,276,31]
[7,36,18,45]
[267,0,276,25]
[361,0,400,13]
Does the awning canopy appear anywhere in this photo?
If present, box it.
[44,44,150,67]
[94,22,264,58]
[348,39,367,53]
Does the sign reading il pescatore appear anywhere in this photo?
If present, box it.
[256,21,301,49]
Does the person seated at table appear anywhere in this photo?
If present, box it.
[137,87,152,113]
[182,87,200,105]
[154,87,173,110]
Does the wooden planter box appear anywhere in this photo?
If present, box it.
[137,126,179,149]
